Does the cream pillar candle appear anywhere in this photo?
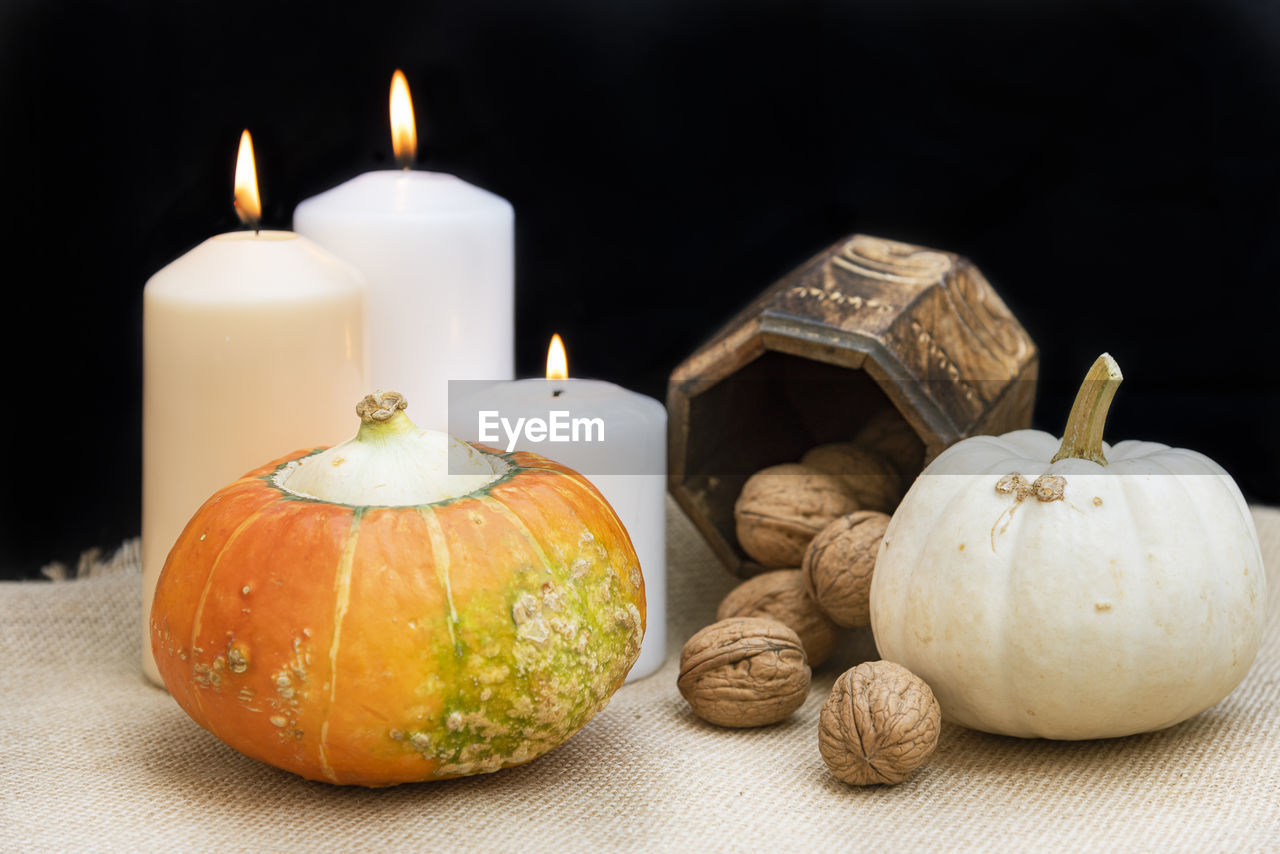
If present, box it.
[141,131,367,686]
[450,336,668,681]
[294,70,513,431]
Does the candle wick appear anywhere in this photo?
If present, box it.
[552,388,564,398]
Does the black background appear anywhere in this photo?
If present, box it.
[2,0,1278,578]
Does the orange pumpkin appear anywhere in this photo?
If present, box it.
[150,391,644,786]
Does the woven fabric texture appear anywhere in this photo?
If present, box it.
[2,499,1278,851]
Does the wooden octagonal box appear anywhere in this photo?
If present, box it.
[668,234,1039,576]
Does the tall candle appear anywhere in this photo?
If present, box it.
[451,336,668,681]
[141,131,367,685]
[294,70,513,430]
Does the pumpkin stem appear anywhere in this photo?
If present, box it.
[1051,353,1122,465]
[353,391,417,442]
[357,390,407,424]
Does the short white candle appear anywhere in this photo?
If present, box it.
[293,71,513,430]
[452,336,668,681]
[141,132,367,686]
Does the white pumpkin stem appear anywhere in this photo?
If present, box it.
[1051,353,1123,465]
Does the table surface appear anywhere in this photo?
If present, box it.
[3,498,1278,852]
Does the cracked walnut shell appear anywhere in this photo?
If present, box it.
[678,617,811,727]
[852,409,926,485]
[802,511,890,628]
[799,442,901,513]
[819,660,941,786]
[717,569,841,667]
[734,463,861,568]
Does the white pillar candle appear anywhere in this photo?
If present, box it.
[141,132,367,686]
[293,71,513,430]
[451,337,668,682]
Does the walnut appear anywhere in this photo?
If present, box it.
[799,443,901,513]
[717,569,841,667]
[677,617,811,727]
[801,511,890,627]
[734,463,861,568]
[852,409,925,487]
[818,660,941,786]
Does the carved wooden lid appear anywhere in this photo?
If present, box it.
[671,234,1037,450]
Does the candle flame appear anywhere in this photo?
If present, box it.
[390,69,417,168]
[546,334,569,381]
[233,129,261,227]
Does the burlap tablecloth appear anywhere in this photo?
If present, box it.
[2,498,1278,851]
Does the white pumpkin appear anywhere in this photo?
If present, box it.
[870,354,1266,739]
